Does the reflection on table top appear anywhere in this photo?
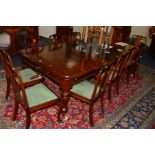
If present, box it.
[19,42,131,80]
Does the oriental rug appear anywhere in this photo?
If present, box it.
[0,65,155,129]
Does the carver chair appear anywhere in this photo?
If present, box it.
[0,49,44,100]
[8,65,59,129]
[70,64,112,127]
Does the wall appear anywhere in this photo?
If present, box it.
[73,26,83,33]
[39,26,56,37]
[39,26,151,46]
[130,26,151,46]
[130,26,149,36]
[39,26,83,37]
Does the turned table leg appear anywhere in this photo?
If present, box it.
[58,79,74,122]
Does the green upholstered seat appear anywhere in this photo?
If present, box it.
[19,68,42,83]
[25,83,57,107]
[71,80,100,100]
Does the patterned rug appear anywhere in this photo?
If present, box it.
[0,65,155,129]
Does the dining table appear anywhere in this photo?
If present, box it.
[19,41,128,121]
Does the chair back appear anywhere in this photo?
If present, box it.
[127,44,143,67]
[69,32,81,47]
[117,50,134,74]
[6,58,29,110]
[91,54,126,100]
[48,34,64,50]
[91,64,111,100]
[134,46,143,64]
[24,36,45,53]
[107,52,129,82]
[0,49,14,79]
[18,28,31,48]
[18,29,44,53]
[130,35,147,46]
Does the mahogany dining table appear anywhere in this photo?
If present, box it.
[19,42,122,121]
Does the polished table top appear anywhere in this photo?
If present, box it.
[20,43,119,82]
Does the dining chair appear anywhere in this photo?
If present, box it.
[70,64,112,127]
[113,36,143,86]
[24,36,45,53]
[48,34,64,50]
[123,36,143,84]
[130,35,147,46]
[18,28,32,49]
[8,65,59,129]
[0,49,44,100]
[105,52,131,102]
[69,32,81,47]
[126,44,143,84]
[18,28,45,53]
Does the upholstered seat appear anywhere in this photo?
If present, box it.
[25,83,57,107]
[19,68,42,84]
[71,80,100,100]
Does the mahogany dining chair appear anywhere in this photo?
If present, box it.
[123,35,144,84]
[48,34,64,50]
[7,65,59,129]
[70,64,113,127]
[105,51,132,102]
[126,44,144,84]
[68,32,81,47]
[0,49,44,100]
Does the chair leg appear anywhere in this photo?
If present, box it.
[108,84,112,103]
[115,79,120,96]
[12,101,19,121]
[26,112,31,129]
[132,63,138,79]
[89,103,94,127]
[57,100,63,123]
[58,108,62,123]
[5,77,11,100]
[100,97,104,117]
[127,70,130,87]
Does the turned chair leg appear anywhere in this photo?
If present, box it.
[127,71,130,87]
[115,79,120,96]
[12,101,19,121]
[100,97,104,117]
[5,77,11,100]
[26,112,31,129]
[108,84,112,103]
[89,103,94,127]
[58,108,63,123]
[57,100,63,123]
